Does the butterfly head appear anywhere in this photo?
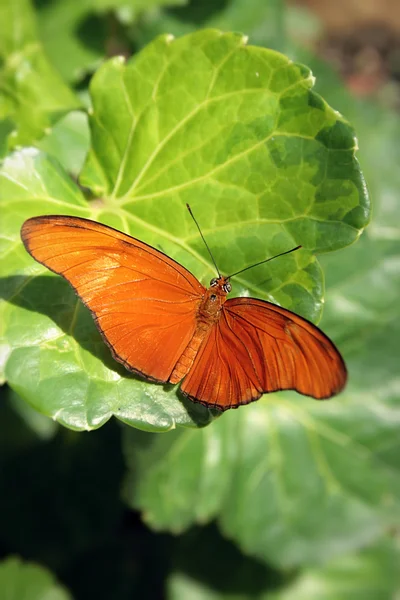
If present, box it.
[209,276,232,295]
[200,277,231,320]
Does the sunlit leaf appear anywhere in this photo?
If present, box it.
[1,31,368,431]
[0,0,80,150]
[36,111,91,177]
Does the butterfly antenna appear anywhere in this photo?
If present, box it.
[186,204,221,277]
[227,245,302,279]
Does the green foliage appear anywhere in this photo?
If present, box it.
[0,0,398,598]
[0,557,72,600]
[133,0,285,50]
[35,0,188,82]
[123,307,400,568]
[0,0,80,152]
[167,536,400,599]
[121,93,400,564]
[0,29,368,431]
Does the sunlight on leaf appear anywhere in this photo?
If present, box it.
[1,31,368,431]
[0,0,80,150]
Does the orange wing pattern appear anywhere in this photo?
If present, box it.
[21,216,205,382]
[180,297,347,409]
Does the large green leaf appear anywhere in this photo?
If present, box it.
[0,557,72,600]
[167,538,400,600]
[1,30,368,431]
[123,331,400,567]
[36,111,91,178]
[119,91,399,565]
[166,523,283,600]
[267,540,400,600]
[0,0,80,152]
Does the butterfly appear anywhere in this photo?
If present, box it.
[20,212,347,410]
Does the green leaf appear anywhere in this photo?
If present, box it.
[99,0,187,10]
[123,373,400,566]
[0,385,56,456]
[268,540,400,600]
[6,386,58,441]
[166,523,283,600]
[122,419,235,531]
[81,30,368,254]
[120,82,400,565]
[0,556,72,600]
[167,538,400,600]
[35,0,106,83]
[35,0,188,83]
[134,0,285,50]
[36,111,91,177]
[0,0,80,150]
[1,31,368,431]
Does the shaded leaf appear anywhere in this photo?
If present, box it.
[123,369,400,566]
[167,524,283,600]
[267,539,400,600]
[35,0,187,82]
[0,556,72,600]
[6,386,58,441]
[122,418,234,531]
[35,0,106,83]
[167,538,400,600]
[0,385,55,456]
[133,0,285,50]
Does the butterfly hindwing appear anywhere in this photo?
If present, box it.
[180,297,347,409]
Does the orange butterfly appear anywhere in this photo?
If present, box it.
[20,212,346,410]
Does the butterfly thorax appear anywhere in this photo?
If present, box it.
[169,277,230,385]
[197,277,230,323]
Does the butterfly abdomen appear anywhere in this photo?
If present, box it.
[169,283,228,384]
[169,320,211,384]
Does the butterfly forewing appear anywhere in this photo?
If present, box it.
[181,297,347,409]
[21,216,205,382]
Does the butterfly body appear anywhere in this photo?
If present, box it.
[21,215,347,410]
[170,277,230,384]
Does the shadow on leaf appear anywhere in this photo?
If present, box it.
[1,275,213,425]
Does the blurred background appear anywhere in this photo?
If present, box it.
[1,0,399,598]
[292,0,400,108]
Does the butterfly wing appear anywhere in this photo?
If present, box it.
[21,215,205,382]
[180,297,347,409]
